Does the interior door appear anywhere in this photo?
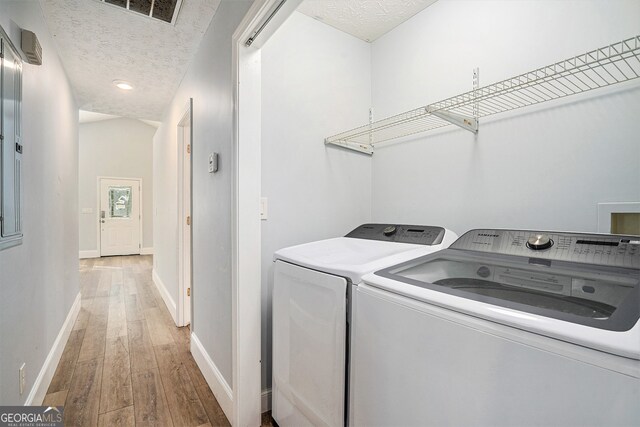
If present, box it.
[182,122,191,324]
[100,178,141,256]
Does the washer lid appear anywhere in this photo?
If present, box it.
[274,237,452,284]
[368,249,640,359]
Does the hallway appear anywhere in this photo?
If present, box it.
[43,256,229,426]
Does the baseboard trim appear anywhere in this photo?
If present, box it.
[191,332,233,422]
[152,268,177,325]
[80,248,153,258]
[79,250,99,259]
[25,293,81,405]
[262,388,272,413]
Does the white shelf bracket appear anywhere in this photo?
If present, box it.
[324,139,374,155]
[426,107,479,134]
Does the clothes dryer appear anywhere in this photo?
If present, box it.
[272,223,458,427]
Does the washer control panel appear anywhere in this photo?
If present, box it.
[345,223,445,245]
[452,229,640,269]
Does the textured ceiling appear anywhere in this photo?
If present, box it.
[79,110,119,123]
[78,109,161,127]
[41,0,220,120]
[297,0,438,42]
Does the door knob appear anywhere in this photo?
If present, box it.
[101,220,105,223]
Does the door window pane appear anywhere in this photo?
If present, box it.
[109,186,132,218]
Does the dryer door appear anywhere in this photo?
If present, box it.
[272,260,347,427]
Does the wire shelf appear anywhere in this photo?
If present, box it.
[325,36,640,154]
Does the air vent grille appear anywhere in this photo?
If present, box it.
[100,0,182,24]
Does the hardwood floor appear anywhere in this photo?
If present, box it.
[44,255,230,427]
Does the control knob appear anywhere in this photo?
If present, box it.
[527,234,553,250]
[383,225,397,236]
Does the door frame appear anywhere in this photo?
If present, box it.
[231,0,301,424]
[96,176,143,257]
[177,99,193,328]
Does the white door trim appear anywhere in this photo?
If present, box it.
[177,99,193,328]
[231,1,302,425]
[96,176,143,257]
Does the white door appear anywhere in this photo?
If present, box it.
[100,178,141,256]
[181,121,191,325]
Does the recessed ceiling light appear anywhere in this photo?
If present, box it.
[113,80,133,90]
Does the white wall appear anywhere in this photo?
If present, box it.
[371,0,640,235]
[153,0,252,388]
[0,1,79,404]
[79,117,155,254]
[260,12,372,392]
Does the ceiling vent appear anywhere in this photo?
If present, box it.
[99,0,184,24]
[21,30,42,65]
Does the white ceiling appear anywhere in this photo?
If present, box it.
[78,110,161,128]
[297,0,438,42]
[78,110,119,123]
[41,0,221,121]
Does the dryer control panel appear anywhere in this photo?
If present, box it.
[452,229,640,269]
[345,223,445,246]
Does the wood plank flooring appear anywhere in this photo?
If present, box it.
[44,255,231,427]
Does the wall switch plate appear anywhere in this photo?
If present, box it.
[19,363,25,395]
[209,152,219,173]
[260,197,268,220]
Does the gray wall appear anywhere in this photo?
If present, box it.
[0,1,79,404]
[79,117,155,253]
[260,12,373,391]
[153,0,252,388]
[370,0,640,235]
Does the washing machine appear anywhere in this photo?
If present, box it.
[271,223,458,427]
[351,228,640,426]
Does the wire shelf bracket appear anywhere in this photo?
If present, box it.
[426,107,478,134]
[325,35,640,155]
[327,139,374,154]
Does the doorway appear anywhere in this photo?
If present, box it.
[99,177,142,256]
[177,99,193,327]
[231,0,302,423]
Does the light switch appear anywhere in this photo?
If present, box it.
[260,197,268,220]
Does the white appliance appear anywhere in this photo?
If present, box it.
[272,223,458,427]
[351,229,640,426]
